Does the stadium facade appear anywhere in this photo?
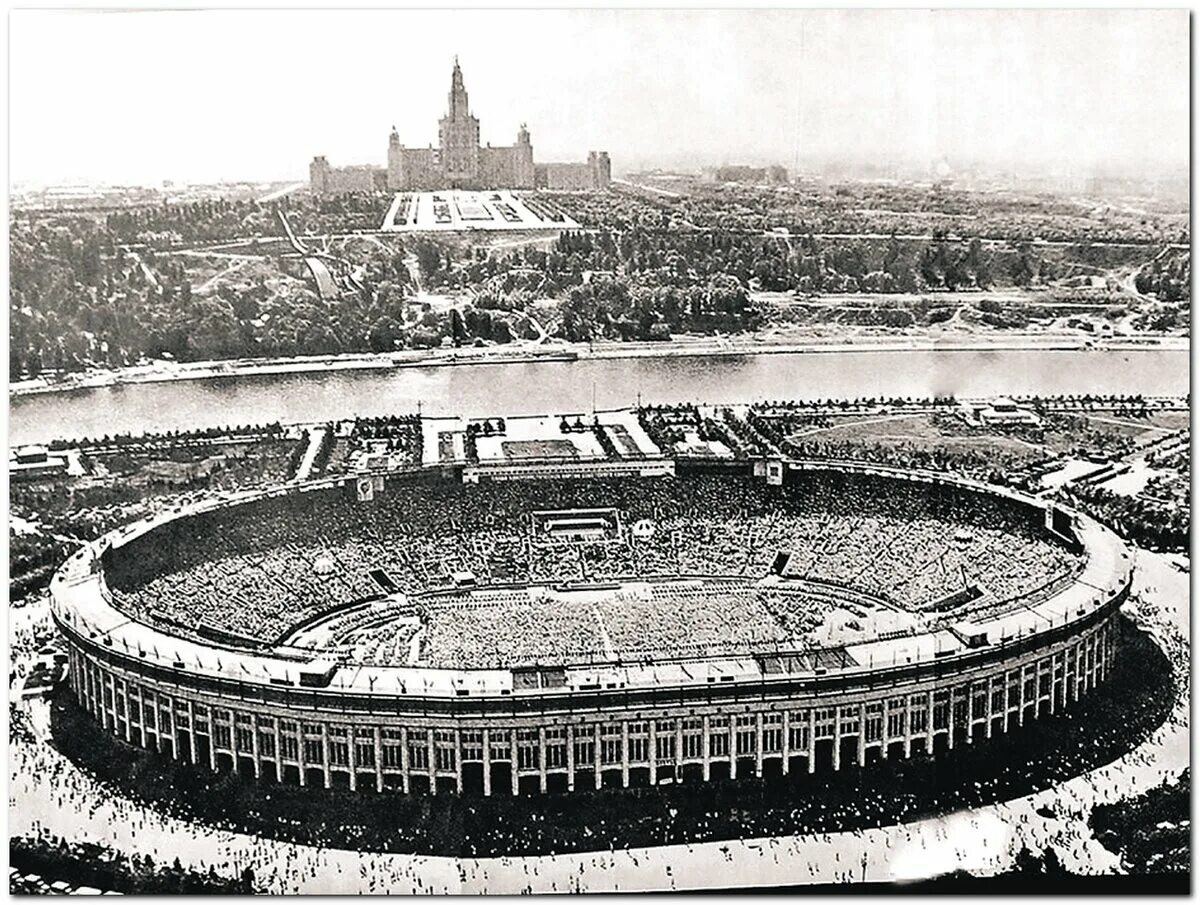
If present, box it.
[52,460,1130,799]
[310,58,611,196]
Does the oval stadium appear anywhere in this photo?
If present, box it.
[51,458,1131,800]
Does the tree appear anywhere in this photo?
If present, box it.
[367,315,404,352]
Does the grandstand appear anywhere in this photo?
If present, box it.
[52,452,1130,799]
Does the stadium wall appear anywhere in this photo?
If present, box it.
[52,463,1131,798]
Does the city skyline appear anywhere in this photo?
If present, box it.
[10,8,1189,189]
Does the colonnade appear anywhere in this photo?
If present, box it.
[65,615,1118,797]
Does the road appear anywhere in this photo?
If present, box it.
[257,183,306,204]
[292,427,326,482]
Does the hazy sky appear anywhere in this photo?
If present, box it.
[9,9,1189,187]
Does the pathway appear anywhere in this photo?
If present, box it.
[292,427,326,482]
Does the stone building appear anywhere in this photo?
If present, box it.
[312,59,609,196]
[308,158,386,195]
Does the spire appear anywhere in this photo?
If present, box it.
[448,55,468,116]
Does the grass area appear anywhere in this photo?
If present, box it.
[785,409,1166,464]
[789,413,1046,460]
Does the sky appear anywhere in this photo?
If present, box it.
[9,9,1190,187]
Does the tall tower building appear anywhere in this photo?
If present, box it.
[320,57,610,196]
[386,126,404,190]
[438,56,481,187]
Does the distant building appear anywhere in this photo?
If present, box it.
[313,59,610,196]
[701,164,789,186]
[537,153,613,191]
[960,397,1042,428]
[10,445,69,480]
[308,159,387,196]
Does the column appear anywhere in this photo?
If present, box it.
[321,723,332,788]
[648,721,658,786]
[230,719,240,775]
[538,727,547,794]
[1083,639,1092,693]
[400,726,410,794]
[674,720,684,783]
[985,676,994,739]
[456,730,464,794]
[251,717,262,779]
[1018,665,1027,726]
[1072,644,1083,701]
[482,728,492,797]
[781,711,791,775]
[161,693,174,757]
[188,701,199,765]
[1070,643,1080,700]
[966,686,975,745]
[269,718,282,780]
[754,712,764,778]
[880,703,889,761]
[1003,671,1013,733]
[856,704,866,768]
[593,724,602,790]
[297,724,307,786]
[904,696,913,758]
[620,721,630,788]
[807,710,816,774]
[566,724,576,792]
[727,718,737,779]
[208,707,219,774]
[1049,658,1058,715]
[146,690,159,751]
[924,690,934,753]
[832,709,841,772]
[510,729,519,796]
[373,727,384,793]
[947,690,956,750]
[702,715,711,781]
[120,681,132,743]
[427,730,437,795]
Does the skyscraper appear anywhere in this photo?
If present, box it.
[314,59,609,195]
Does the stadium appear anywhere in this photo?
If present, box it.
[51,453,1131,800]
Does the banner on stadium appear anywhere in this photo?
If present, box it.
[356,476,374,502]
[766,459,784,485]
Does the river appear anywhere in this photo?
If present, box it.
[8,348,1189,447]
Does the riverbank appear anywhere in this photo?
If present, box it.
[8,330,1188,399]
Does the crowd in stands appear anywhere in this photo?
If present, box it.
[102,470,1080,661]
